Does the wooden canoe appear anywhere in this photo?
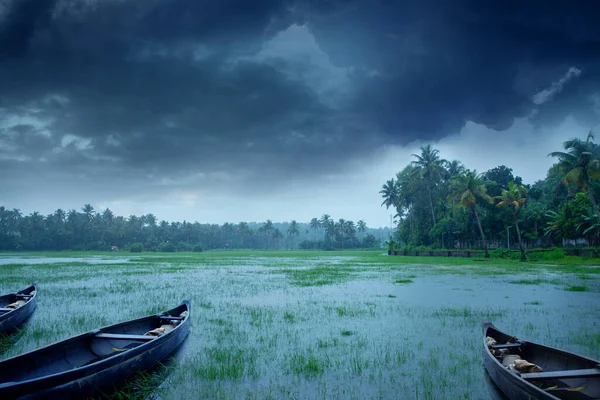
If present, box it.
[0,283,37,334]
[483,321,600,400]
[0,301,190,399]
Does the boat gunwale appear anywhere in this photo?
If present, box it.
[0,283,38,325]
[0,300,190,391]
[482,320,600,400]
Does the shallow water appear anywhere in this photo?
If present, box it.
[0,253,598,399]
[0,256,134,265]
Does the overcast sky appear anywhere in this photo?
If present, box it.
[1,0,600,228]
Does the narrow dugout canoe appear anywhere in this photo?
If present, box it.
[0,283,38,334]
[483,321,600,400]
[0,301,190,399]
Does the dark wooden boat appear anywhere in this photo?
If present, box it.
[0,301,190,399]
[0,284,38,334]
[483,321,600,400]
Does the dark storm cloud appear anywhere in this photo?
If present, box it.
[303,0,600,140]
[1,0,600,197]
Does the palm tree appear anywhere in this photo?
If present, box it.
[260,219,274,249]
[380,178,399,211]
[344,220,357,245]
[272,228,283,249]
[320,214,332,239]
[411,144,446,225]
[444,160,466,181]
[495,182,528,261]
[447,170,493,257]
[549,131,600,217]
[310,218,320,240]
[357,220,367,237]
[287,220,300,250]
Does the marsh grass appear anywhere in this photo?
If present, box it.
[1,250,598,399]
[102,362,174,400]
[194,346,258,380]
[394,278,414,284]
[289,352,327,377]
[565,285,587,292]
[524,300,542,305]
[283,312,295,322]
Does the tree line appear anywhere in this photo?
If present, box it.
[0,206,391,251]
[381,132,600,259]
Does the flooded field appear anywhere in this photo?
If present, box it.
[1,251,599,399]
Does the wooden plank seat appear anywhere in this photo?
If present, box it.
[521,367,600,380]
[95,333,156,341]
[489,343,523,349]
[159,316,184,321]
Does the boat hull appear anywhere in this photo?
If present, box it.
[482,321,600,400]
[0,301,190,399]
[0,284,38,334]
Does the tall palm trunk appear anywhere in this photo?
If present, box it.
[426,182,436,225]
[471,205,489,258]
[513,213,527,261]
[586,179,600,218]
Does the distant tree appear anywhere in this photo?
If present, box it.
[357,220,367,237]
[495,182,528,261]
[411,144,446,225]
[443,160,466,181]
[380,179,399,211]
[549,131,600,218]
[260,219,274,249]
[272,228,283,248]
[310,217,320,241]
[319,214,331,229]
[448,170,493,257]
[483,165,522,191]
[287,220,300,250]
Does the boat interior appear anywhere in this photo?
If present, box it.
[0,286,36,314]
[486,325,600,399]
[0,304,187,385]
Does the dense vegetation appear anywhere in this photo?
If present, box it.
[0,206,390,252]
[381,132,600,257]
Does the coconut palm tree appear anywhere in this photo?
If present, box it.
[443,160,466,181]
[287,220,300,250]
[447,170,493,257]
[411,144,446,225]
[272,228,283,249]
[320,214,332,238]
[310,217,320,240]
[495,181,528,261]
[357,220,367,237]
[380,178,399,211]
[549,131,600,217]
[260,219,274,249]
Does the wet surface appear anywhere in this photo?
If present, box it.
[0,256,135,265]
[0,253,598,399]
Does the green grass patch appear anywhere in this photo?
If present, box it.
[194,347,258,380]
[509,279,545,285]
[565,285,587,292]
[524,300,542,305]
[289,352,326,377]
[283,312,295,322]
